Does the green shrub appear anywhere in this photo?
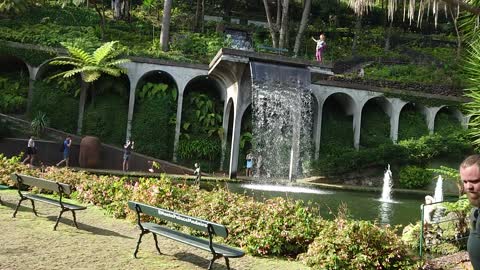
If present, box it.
[132,95,176,160]
[0,73,28,114]
[399,165,433,189]
[83,94,128,145]
[30,79,79,134]
[300,216,418,270]
[398,108,429,140]
[360,104,391,148]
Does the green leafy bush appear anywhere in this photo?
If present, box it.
[30,111,49,137]
[399,165,433,189]
[132,94,176,160]
[0,73,28,114]
[30,79,79,134]
[398,108,429,140]
[83,94,128,145]
[300,216,418,270]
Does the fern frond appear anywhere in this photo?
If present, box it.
[93,41,118,63]
[61,42,94,64]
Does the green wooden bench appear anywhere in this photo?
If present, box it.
[258,44,289,55]
[10,173,87,230]
[0,184,9,205]
[128,201,245,270]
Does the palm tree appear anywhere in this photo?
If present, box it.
[49,41,130,135]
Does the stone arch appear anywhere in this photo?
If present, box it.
[0,55,30,114]
[398,102,429,140]
[82,73,131,145]
[360,96,392,147]
[129,70,178,161]
[433,106,463,135]
[176,75,225,170]
[321,92,356,151]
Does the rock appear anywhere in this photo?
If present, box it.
[79,136,101,168]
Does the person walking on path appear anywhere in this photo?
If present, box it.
[459,154,480,270]
[22,136,36,166]
[246,152,254,177]
[56,135,72,167]
[123,139,134,171]
[311,33,327,63]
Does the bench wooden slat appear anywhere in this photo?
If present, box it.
[11,174,72,194]
[0,185,9,190]
[143,223,244,258]
[128,201,228,238]
[23,193,86,210]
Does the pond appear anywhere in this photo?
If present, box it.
[222,182,431,227]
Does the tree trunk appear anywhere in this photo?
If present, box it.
[263,0,279,48]
[352,15,362,55]
[113,0,121,19]
[77,80,89,135]
[194,0,201,31]
[279,0,289,49]
[160,0,172,52]
[201,0,205,33]
[276,0,281,27]
[293,0,311,57]
[449,6,462,59]
[384,20,393,52]
[223,0,232,22]
[93,1,106,40]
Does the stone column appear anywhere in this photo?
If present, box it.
[26,65,39,114]
[353,106,362,150]
[220,99,232,171]
[229,103,244,179]
[425,107,441,135]
[389,99,408,143]
[126,77,139,141]
[313,98,324,160]
[172,87,185,162]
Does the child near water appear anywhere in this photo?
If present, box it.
[311,33,327,63]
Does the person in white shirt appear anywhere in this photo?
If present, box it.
[311,33,327,63]
[22,136,36,166]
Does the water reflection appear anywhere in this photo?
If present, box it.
[241,184,334,195]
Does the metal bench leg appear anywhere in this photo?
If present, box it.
[29,199,38,216]
[0,196,3,205]
[71,210,79,228]
[53,209,67,231]
[152,233,162,255]
[13,198,27,218]
[224,257,230,270]
[207,254,221,270]
[134,231,147,258]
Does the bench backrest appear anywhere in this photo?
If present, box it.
[128,201,228,238]
[10,174,72,195]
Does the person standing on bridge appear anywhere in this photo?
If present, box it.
[311,33,327,63]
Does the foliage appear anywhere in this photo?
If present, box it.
[136,82,177,102]
[177,137,221,162]
[464,39,480,148]
[360,104,391,147]
[314,130,471,175]
[398,108,429,140]
[399,166,433,189]
[30,111,49,137]
[132,94,175,160]
[0,118,12,139]
[434,110,462,136]
[300,214,418,269]
[82,94,127,145]
[170,32,228,62]
[0,0,29,14]
[0,73,28,114]
[49,41,130,83]
[30,79,79,134]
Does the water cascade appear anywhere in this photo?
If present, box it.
[433,175,444,203]
[250,62,313,180]
[380,164,393,202]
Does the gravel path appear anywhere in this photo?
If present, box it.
[0,191,308,270]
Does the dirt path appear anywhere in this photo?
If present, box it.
[0,191,308,270]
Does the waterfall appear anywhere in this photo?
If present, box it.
[433,175,444,203]
[250,61,313,180]
[380,164,393,202]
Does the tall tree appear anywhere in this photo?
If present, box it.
[263,0,279,48]
[160,0,172,51]
[278,0,290,49]
[49,41,130,135]
[293,0,312,57]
